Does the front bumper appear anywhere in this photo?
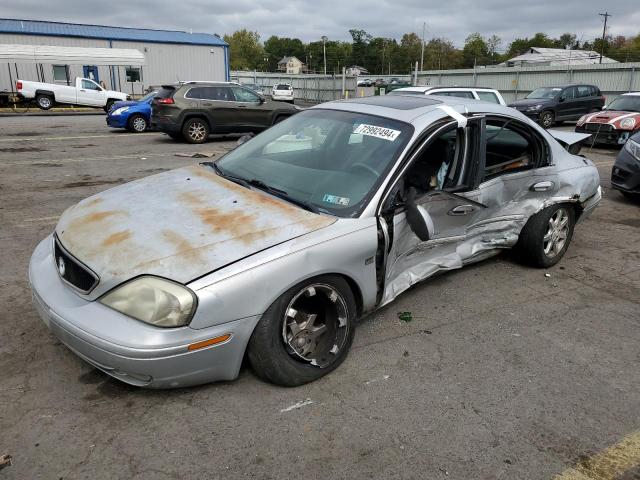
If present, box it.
[575,126,631,146]
[29,236,260,388]
[106,115,127,129]
[611,149,640,194]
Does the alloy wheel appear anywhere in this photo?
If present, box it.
[281,284,350,368]
[132,116,147,132]
[540,112,554,128]
[188,122,207,141]
[38,97,51,109]
[543,208,569,258]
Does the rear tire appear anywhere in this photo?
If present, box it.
[182,118,209,144]
[516,204,575,268]
[247,275,356,386]
[36,94,53,110]
[127,114,148,133]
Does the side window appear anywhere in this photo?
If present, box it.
[591,86,601,96]
[476,91,500,104]
[232,87,260,103]
[185,87,206,99]
[437,90,475,99]
[206,87,233,101]
[403,127,465,194]
[561,87,576,100]
[483,119,545,181]
[81,79,100,90]
[577,86,591,98]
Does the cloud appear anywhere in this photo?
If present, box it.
[2,0,638,47]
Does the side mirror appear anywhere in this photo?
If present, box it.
[405,187,433,242]
[559,96,566,102]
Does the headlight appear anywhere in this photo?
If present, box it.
[111,107,129,116]
[100,276,196,327]
[576,115,587,126]
[526,104,543,111]
[620,118,636,130]
[624,138,640,162]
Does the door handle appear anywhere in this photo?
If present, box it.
[202,102,213,106]
[448,204,475,216]
[237,104,247,108]
[80,89,86,92]
[531,181,554,192]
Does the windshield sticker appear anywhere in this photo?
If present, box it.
[353,124,401,141]
[322,194,350,206]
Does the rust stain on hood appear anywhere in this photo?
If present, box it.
[55,164,336,291]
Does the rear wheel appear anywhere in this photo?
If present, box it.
[36,94,53,110]
[127,114,148,133]
[247,275,356,386]
[516,204,575,268]
[539,110,555,129]
[182,118,209,144]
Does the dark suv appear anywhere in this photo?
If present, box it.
[508,84,605,128]
[151,82,299,143]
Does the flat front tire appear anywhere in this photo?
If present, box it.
[247,275,356,386]
[182,118,209,144]
[516,204,575,268]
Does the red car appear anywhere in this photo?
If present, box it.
[576,93,640,146]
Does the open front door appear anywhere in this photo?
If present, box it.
[378,116,486,306]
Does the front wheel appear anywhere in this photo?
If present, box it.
[516,204,575,268]
[104,100,116,113]
[182,118,209,144]
[247,275,356,386]
[127,114,148,133]
[539,110,555,129]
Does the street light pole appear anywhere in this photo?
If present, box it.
[322,36,328,75]
[420,22,426,72]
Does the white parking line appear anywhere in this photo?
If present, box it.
[0,152,173,166]
[0,132,158,143]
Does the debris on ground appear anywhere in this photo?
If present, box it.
[544,273,551,278]
[0,455,12,470]
[398,311,412,322]
[174,152,217,158]
[280,399,313,413]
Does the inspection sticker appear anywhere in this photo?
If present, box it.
[353,124,401,141]
[322,194,350,206]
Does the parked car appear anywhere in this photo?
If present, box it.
[575,92,640,146]
[271,83,295,103]
[151,82,299,143]
[357,78,374,87]
[374,78,387,87]
[508,84,605,128]
[106,90,157,133]
[30,95,601,388]
[16,77,128,111]
[389,86,506,105]
[243,83,264,95]
[611,129,640,198]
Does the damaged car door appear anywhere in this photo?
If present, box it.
[379,117,486,304]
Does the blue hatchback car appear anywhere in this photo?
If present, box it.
[107,91,157,133]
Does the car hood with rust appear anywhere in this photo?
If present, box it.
[55,164,336,295]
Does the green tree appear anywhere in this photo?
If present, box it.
[463,32,489,67]
[349,29,372,67]
[486,35,502,64]
[264,36,305,71]
[223,29,264,70]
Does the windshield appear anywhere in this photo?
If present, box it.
[605,96,640,113]
[139,91,157,103]
[215,109,413,217]
[526,87,562,99]
[388,90,425,96]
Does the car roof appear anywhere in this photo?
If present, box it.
[621,92,640,97]
[394,86,498,92]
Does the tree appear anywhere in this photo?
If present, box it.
[487,35,502,64]
[557,33,577,49]
[264,36,305,71]
[223,29,264,71]
[349,29,372,67]
[463,33,489,67]
[424,38,462,70]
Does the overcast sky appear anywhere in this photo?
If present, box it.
[3,0,639,48]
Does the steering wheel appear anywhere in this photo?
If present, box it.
[350,162,380,178]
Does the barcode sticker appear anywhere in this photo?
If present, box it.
[353,124,401,141]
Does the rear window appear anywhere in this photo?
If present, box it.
[476,91,500,104]
[155,86,176,99]
[275,84,291,90]
[435,90,475,99]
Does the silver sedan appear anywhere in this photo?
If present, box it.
[29,95,601,388]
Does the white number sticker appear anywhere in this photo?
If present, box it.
[353,124,401,142]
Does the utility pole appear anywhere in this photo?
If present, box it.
[598,11,611,64]
[322,36,328,75]
[420,22,426,71]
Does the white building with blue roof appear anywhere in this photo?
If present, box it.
[0,18,229,95]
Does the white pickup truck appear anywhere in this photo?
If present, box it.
[16,77,128,111]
